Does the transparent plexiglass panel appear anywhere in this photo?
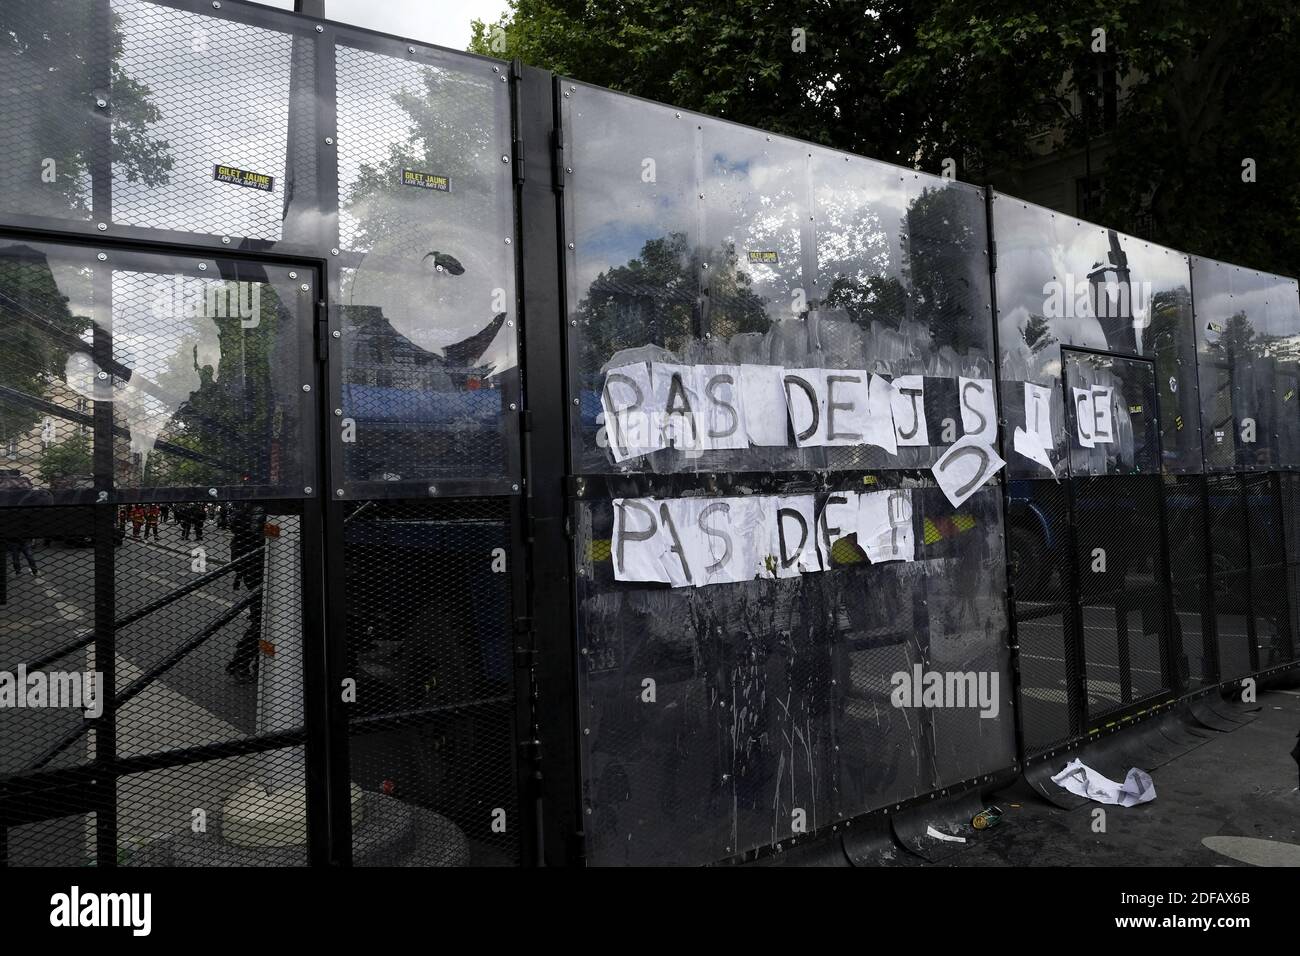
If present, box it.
[1191,256,1300,472]
[0,236,314,504]
[333,42,518,494]
[571,482,1015,866]
[108,0,295,240]
[1061,350,1161,477]
[992,194,1201,478]
[564,81,996,477]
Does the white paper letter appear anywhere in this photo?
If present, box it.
[1073,387,1095,448]
[891,374,929,447]
[959,377,997,442]
[932,435,1005,508]
[739,364,790,447]
[859,489,915,563]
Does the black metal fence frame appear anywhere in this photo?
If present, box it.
[0,0,1297,867]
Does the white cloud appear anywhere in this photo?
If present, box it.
[247,0,510,51]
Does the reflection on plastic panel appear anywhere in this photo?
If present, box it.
[335,44,518,489]
[991,195,1201,479]
[564,83,996,477]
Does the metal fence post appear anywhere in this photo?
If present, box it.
[515,65,582,866]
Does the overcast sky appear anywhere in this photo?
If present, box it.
[249,0,511,50]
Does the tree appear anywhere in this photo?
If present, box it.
[0,0,173,219]
[38,431,92,485]
[0,1,171,451]
[575,232,769,377]
[129,280,290,486]
[471,1,1300,279]
[881,1,1300,277]
[470,1,920,163]
[0,249,93,449]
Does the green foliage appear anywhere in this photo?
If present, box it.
[0,253,92,446]
[38,431,91,485]
[473,1,1300,278]
[153,282,288,485]
[0,0,172,217]
[575,232,768,375]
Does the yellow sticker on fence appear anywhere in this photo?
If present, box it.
[213,165,274,191]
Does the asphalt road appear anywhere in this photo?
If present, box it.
[1,517,259,775]
[963,685,1300,866]
[1015,600,1266,748]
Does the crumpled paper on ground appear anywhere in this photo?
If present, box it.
[1051,758,1157,807]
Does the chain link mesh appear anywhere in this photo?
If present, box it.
[342,498,519,866]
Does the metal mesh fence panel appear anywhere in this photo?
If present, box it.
[0,236,316,506]
[107,0,294,241]
[112,506,304,757]
[116,746,307,865]
[106,264,314,499]
[1073,476,1172,722]
[1,226,321,864]
[340,498,519,866]
[1,509,100,776]
[1191,257,1300,472]
[1206,474,1254,680]
[1281,474,1300,655]
[0,240,99,501]
[5,812,97,867]
[0,0,100,224]
[3,498,315,866]
[331,39,519,496]
[0,0,532,869]
[0,0,326,251]
[1163,475,1216,689]
[1244,473,1294,670]
[1006,478,1082,755]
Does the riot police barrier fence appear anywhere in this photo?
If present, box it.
[0,0,1296,867]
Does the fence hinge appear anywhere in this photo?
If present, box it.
[512,134,525,186]
[517,737,541,763]
[513,615,534,635]
[520,408,533,433]
[551,126,565,193]
[513,647,537,669]
[989,239,997,273]
[316,315,329,362]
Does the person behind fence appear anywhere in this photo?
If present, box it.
[229,501,264,592]
[179,502,206,541]
[129,503,145,539]
[225,501,267,684]
[7,536,37,576]
[144,503,160,540]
